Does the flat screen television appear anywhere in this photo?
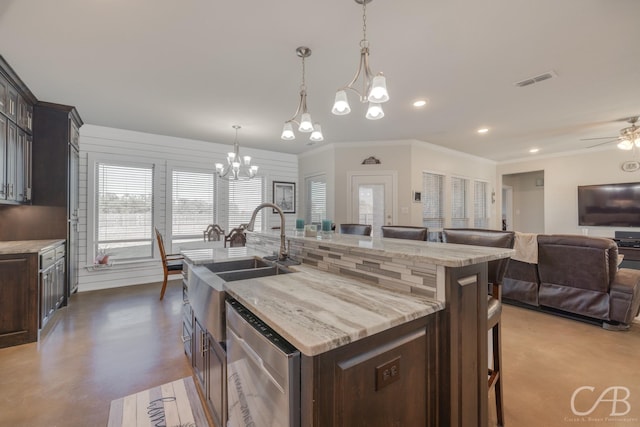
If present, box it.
[578,182,640,227]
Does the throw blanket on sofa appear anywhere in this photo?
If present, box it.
[512,232,538,264]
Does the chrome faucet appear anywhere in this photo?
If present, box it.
[245,202,288,262]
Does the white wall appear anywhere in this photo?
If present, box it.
[497,147,640,236]
[298,139,498,229]
[78,125,298,292]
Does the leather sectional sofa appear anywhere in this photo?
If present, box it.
[503,234,640,330]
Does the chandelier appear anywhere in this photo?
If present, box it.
[617,117,640,150]
[332,0,389,120]
[281,46,324,143]
[215,125,258,180]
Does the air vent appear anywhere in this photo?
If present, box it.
[514,71,557,87]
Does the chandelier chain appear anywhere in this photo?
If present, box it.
[301,54,306,90]
[361,0,368,46]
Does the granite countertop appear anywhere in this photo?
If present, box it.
[0,239,65,255]
[223,263,445,356]
[182,246,263,265]
[256,230,515,268]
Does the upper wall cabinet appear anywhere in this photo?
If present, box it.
[0,55,37,205]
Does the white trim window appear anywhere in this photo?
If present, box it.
[217,177,264,231]
[422,172,445,229]
[451,176,469,228]
[172,169,215,245]
[305,174,327,225]
[95,162,154,261]
[474,180,490,228]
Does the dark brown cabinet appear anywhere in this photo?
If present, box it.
[32,102,83,297]
[0,252,38,348]
[39,242,65,329]
[302,315,437,427]
[0,56,35,206]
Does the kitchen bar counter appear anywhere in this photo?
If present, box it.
[0,239,65,255]
[223,263,444,356]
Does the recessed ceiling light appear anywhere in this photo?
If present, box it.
[477,128,489,134]
[529,148,539,153]
[413,99,427,107]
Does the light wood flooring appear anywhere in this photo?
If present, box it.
[1,279,639,427]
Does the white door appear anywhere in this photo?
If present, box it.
[349,173,395,236]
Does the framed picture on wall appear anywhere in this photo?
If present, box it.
[272,181,296,213]
[412,191,422,203]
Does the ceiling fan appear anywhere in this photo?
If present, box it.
[583,116,640,150]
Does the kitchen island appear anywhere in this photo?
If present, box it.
[182,231,514,427]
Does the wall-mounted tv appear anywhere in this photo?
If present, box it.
[578,182,640,227]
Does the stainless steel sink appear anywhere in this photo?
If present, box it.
[204,257,270,273]
[215,265,292,282]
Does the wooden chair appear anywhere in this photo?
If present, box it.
[154,227,184,300]
[203,224,225,241]
[441,228,515,427]
[338,224,372,236]
[224,227,247,248]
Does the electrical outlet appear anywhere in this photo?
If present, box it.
[375,357,401,391]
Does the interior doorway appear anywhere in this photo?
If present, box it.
[348,172,396,236]
[501,170,545,233]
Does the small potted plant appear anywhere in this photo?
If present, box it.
[94,247,110,265]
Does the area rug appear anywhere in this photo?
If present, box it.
[107,376,209,427]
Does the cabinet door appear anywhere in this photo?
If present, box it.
[16,129,25,202]
[0,254,38,348]
[6,85,17,122]
[54,257,66,308]
[40,265,55,328]
[6,121,17,201]
[24,134,32,201]
[193,319,207,390]
[207,337,227,427]
[68,145,79,294]
[0,74,7,115]
[0,115,6,200]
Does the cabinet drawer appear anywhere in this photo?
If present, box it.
[40,248,56,270]
[55,244,65,260]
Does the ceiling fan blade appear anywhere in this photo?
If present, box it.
[587,139,618,148]
[580,136,617,141]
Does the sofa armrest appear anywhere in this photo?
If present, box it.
[610,268,640,324]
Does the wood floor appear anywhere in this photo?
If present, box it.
[1,279,639,427]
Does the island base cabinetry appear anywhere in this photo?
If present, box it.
[302,315,437,427]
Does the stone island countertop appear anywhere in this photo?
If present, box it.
[222,262,444,356]
[0,239,65,255]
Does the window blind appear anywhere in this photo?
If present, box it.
[474,180,489,228]
[217,177,263,230]
[451,176,469,228]
[172,169,214,239]
[305,174,326,224]
[96,163,154,260]
[422,172,444,229]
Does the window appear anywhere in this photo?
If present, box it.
[96,162,154,260]
[474,180,489,228]
[217,177,264,231]
[451,176,469,228]
[305,174,326,224]
[172,169,215,245]
[422,172,444,229]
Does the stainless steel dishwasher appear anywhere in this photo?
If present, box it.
[226,298,300,427]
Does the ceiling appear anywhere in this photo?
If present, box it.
[0,0,639,162]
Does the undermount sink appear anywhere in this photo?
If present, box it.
[205,257,270,273]
[215,265,293,282]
